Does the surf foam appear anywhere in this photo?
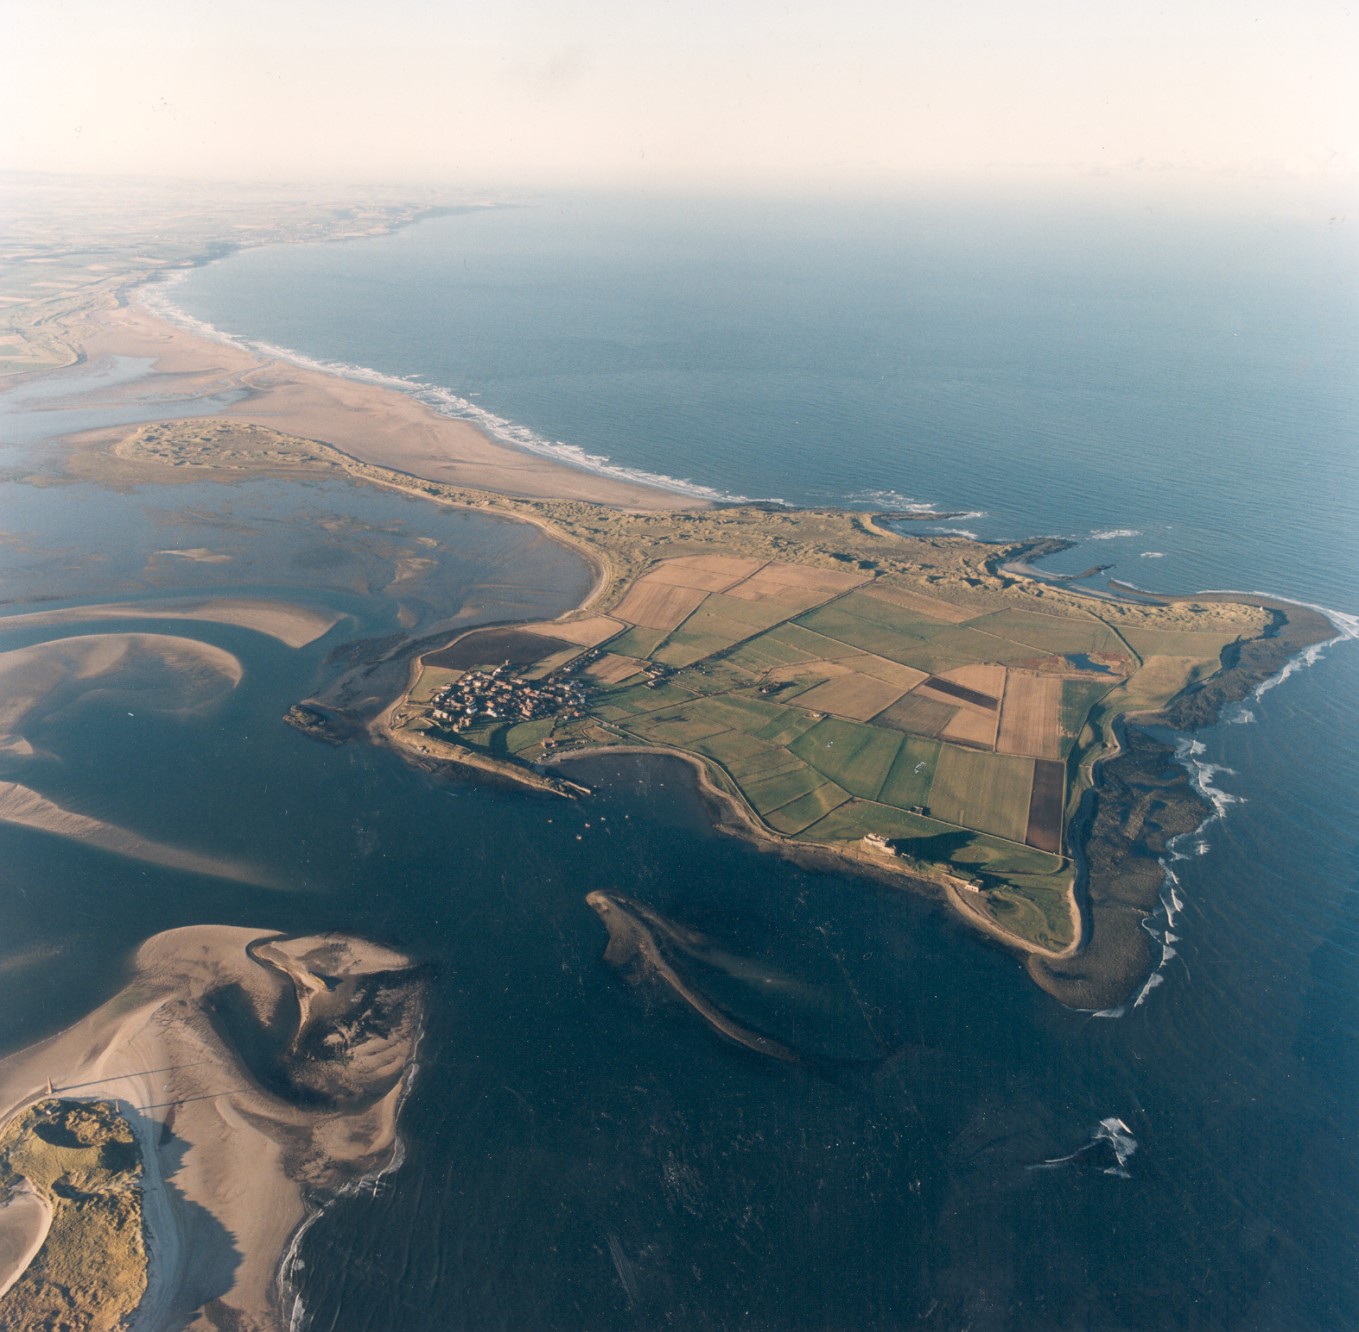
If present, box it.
[141,275,779,507]
[1030,1117,1139,1178]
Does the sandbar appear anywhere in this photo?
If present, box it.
[587,891,800,1063]
[0,596,345,650]
[0,632,243,758]
[0,782,274,888]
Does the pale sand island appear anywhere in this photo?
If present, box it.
[0,926,425,1330]
[0,195,1338,1324]
[0,632,244,759]
[0,598,346,651]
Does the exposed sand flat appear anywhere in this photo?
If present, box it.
[0,632,243,757]
[0,596,344,649]
[0,1185,52,1302]
[0,782,274,887]
[80,301,697,511]
[0,925,425,1330]
[153,547,233,564]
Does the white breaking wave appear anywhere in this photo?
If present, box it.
[1030,1117,1139,1178]
[850,489,942,513]
[1091,733,1244,1019]
[1131,970,1165,1009]
[1088,528,1142,540]
[140,275,782,507]
[1140,551,1165,559]
[928,527,979,540]
[1191,590,1359,701]
[1179,737,1242,823]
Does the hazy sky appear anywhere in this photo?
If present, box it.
[3,0,1354,190]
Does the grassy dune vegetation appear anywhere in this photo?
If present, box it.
[0,1100,147,1329]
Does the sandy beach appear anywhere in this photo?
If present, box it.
[76,299,699,512]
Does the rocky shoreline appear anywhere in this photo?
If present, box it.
[1029,598,1336,1008]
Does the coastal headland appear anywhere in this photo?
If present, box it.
[95,406,1331,1010]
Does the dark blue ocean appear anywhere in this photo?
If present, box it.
[169,192,1359,610]
[2,190,1355,1328]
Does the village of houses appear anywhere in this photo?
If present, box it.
[427,663,588,739]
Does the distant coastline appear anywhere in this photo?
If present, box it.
[143,264,773,507]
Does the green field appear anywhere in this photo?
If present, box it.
[927,745,1035,843]
[966,607,1123,658]
[607,625,670,658]
[724,624,824,673]
[796,598,1034,674]
[625,707,737,746]
[1117,624,1242,661]
[504,719,556,755]
[1060,678,1117,743]
[789,717,903,800]
[798,799,950,844]
[741,761,828,815]
[764,780,852,833]
[877,735,941,808]
[690,728,785,770]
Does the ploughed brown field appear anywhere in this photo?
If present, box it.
[425,628,578,670]
[1025,759,1066,853]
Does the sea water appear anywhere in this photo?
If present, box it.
[1,190,1355,1328]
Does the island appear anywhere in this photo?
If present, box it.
[0,927,426,1328]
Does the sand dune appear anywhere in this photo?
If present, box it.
[0,925,425,1329]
